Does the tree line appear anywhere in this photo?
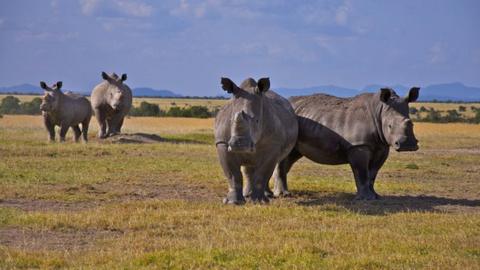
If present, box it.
[1,95,480,123]
[410,106,480,123]
[0,96,218,119]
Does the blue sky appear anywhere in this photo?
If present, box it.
[0,0,479,96]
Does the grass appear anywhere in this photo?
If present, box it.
[0,114,479,269]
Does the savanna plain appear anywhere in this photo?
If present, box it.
[0,99,480,269]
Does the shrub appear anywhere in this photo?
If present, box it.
[20,97,42,115]
[129,101,163,116]
[0,96,21,114]
[458,106,466,112]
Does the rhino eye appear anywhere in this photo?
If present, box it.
[388,124,392,129]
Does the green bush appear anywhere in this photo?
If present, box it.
[128,101,213,118]
[0,96,21,114]
[21,97,42,115]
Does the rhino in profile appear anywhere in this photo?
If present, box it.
[40,81,92,142]
[215,77,298,204]
[273,87,420,200]
[91,72,132,138]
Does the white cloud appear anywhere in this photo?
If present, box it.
[170,0,260,19]
[335,0,352,26]
[97,17,152,32]
[80,0,153,17]
[80,0,101,15]
[114,0,153,17]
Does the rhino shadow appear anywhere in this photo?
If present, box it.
[294,191,480,215]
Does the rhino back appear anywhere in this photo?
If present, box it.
[47,94,92,126]
[260,90,298,150]
[290,93,380,159]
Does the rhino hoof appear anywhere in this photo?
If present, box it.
[273,190,291,198]
[250,192,270,204]
[354,192,378,201]
[223,197,246,205]
[264,189,274,198]
[223,190,246,205]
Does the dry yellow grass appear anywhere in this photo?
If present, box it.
[0,115,479,269]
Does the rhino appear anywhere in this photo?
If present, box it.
[215,77,298,204]
[40,81,92,142]
[91,72,132,138]
[273,87,420,200]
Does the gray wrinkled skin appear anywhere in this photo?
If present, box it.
[40,81,92,142]
[91,72,133,138]
[274,87,420,200]
[215,77,298,204]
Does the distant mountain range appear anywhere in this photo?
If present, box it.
[1,82,480,101]
[276,82,480,102]
[0,84,182,97]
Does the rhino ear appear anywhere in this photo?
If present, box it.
[256,77,270,94]
[40,81,48,90]
[120,73,127,82]
[221,77,240,95]
[101,71,110,81]
[379,88,392,103]
[55,81,63,90]
[405,87,420,103]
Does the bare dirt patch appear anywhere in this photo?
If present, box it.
[0,182,222,212]
[97,133,208,144]
[102,133,165,144]
[0,199,97,212]
[0,227,121,251]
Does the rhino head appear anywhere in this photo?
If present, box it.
[40,81,63,112]
[221,77,271,154]
[101,71,128,111]
[379,87,420,151]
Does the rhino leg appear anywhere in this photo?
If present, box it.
[107,114,123,136]
[347,146,377,200]
[59,124,69,143]
[273,148,302,197]
[72,125,81,143]
[81,118,90,143]
[250,159,278,204]
[43,117,55,142]
[242,166,254,197]
[217,144,246,205]
[95,108,107,139]
[244,166,274,198]
[117,117,124,134]
[368,148,389,199]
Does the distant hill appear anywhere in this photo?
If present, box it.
[0,84,182,98]
[0,83,44,95]
[276,82,480,102]
[132,87,182,97]
[276,85,359,98]
[1,82,480,101]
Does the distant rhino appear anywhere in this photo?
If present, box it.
[273,87,420,200]
[91,72,133,138]
[40,81,92,142]
[215,77,298,204]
